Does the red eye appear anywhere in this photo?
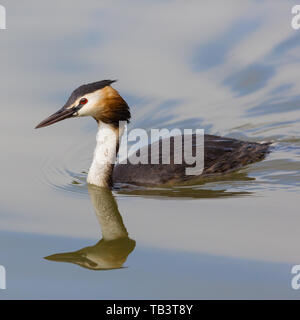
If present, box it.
[80,98,88,105]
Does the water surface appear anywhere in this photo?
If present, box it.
[0,0,300,299]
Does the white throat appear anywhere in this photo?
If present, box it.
[87,122,123,187]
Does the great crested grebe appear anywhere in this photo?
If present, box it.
[35,80,270,188]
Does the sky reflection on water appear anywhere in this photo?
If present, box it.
[0,0,300,299]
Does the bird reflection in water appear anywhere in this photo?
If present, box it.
[45,185,135,270]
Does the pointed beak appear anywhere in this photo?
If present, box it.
[35,106,78,129]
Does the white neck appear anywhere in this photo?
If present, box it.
[87,122,123,187]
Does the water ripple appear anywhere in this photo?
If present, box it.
[40,133,300,199]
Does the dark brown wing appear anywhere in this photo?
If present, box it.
[113,134,270,186]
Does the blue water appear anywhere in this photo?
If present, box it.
[1,0,300,299]
[0,231,299,300]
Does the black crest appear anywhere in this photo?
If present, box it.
[64,80,117,108]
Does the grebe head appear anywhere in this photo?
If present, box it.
[35,80,131,129]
